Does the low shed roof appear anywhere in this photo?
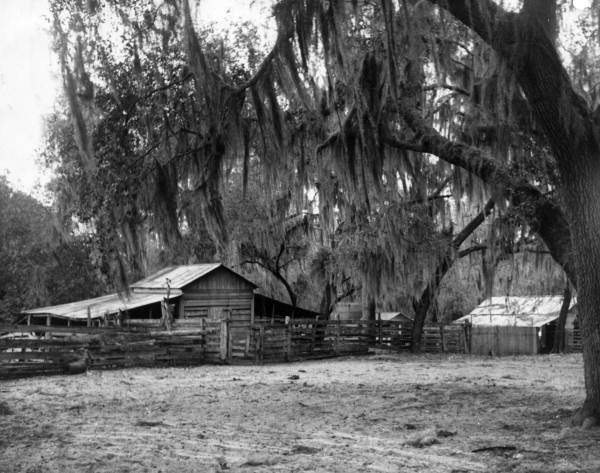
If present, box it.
[454,296,577,327]
[21,290,182,320]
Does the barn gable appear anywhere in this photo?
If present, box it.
[129,264,258,324]
[130,263,257,292]
[181,266,257,293]
[21,264,258,326]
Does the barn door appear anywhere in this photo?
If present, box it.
[208,307,223,321]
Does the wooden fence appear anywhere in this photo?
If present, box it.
[0,318,468,378]
[566,327,582,352]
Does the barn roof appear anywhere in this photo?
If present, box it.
[21,290,182,320]
[130,263,257,290]
[21,264,257,320]
[454,296,577,327]
[379,312,413,322]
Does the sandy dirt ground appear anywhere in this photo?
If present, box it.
[1,353,599,473]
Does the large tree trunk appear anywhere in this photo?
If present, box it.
[361,284,377,344]
[429,0,600,423]
[319,280,334,319]
[564,172,600,423]
[552,284,572,354]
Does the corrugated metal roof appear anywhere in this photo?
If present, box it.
[379,312,413,321]
[22,290,182,320]
[130,263,257,290]
[454,296,577,327]
[21,263,256,320]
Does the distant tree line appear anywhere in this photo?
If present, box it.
[0,175,106,322]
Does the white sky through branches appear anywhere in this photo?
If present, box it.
[0,0,591,196]
[0,0,269,196]
[0,0,58,195]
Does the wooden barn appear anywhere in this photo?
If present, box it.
[454,296,580,355]
[131,264,256,324]
[20,264,317,327]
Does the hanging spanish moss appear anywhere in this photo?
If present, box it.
[44,0,579,316]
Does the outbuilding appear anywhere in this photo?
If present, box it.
[21,264,258,326]
[454,296,579,355]
[20,263,319,326]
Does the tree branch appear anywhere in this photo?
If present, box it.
[241,258,297,307]
[423,83,469,96]
[430,0,596,172]
[316,108,357,153]
[385,110,576,284]
[411,197,495,351]
[458,244,487,258]
[235,34,291,93]
[334,286,356,305]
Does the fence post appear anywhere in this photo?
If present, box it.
[377,313,382,346]
[285,316,291,361]
[253,327,260,363]
[336,314,341,354]
[440,325,446,353]
[200,318,206,358]
[220,316,229,363]
[358,319,363,352]
[258,325,265,363]
[311,316,318,355]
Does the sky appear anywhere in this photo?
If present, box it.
[0,0,271,196]
[0,0,59,194]
[0,0,591,195]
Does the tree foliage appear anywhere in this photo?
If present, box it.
[44,0,596,349]
[0,176,106,322]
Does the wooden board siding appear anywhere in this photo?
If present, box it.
[180,292,253,324]
[178,266,255,327]
[182,266,256,293]
[470,326,538,355]
[566,327,582,352]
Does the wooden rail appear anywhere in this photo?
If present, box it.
[0,318,468,378]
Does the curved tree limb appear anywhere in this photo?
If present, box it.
[411,198,495,351]
[429,0,597,173]
[384,111,576,284]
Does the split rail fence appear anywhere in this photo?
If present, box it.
[0,317,469,379]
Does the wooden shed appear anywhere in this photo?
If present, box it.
[130,264,257,324]
[21,264,258,326]
[331,302,362,320]
[454,296,579,355]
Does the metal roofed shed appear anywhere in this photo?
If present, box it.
[20,263,322,348]
[21,264,259,327]
[454,296,579,355]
